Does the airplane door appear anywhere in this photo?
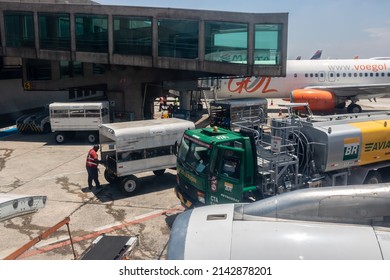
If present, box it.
[318,71,326,82]
[328,71,336,82]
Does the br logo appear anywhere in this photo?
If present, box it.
[343,138,360,161]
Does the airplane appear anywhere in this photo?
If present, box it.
[309,49,322,60]
[296,49,322,60]
[167,184,390,260]
[205,57,390,113]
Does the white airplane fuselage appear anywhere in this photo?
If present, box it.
[211,58,390,112]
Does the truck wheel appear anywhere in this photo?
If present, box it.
[104,169,119,184]
[364,171,382,184]
[87,133,98,144]
[121,175,139,195]
[153,169,165,176]
[55,133,66,144]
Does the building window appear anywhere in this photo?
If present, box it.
[60,61,83,78]
[254,24,282,65]
[39,13,70,51]
[75,14,108,53]
[158,19,199,59]
[26,59,51,80]
[113,16,152,56]
[205,21,247,64]
[4,11,34,48]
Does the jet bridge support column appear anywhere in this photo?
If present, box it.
[179,91,191,111]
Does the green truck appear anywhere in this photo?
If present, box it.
[175,125,261,208]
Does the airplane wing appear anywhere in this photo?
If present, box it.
[306,83,390,98]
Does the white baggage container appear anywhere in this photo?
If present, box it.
[100,118,195,194]
[49,101,110,143]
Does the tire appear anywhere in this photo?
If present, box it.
[364,171,382,184]
[55,132,65,144]
[121,175,139,195]
[87,132,98,144]
[347,103,362,113]
[104,169,119,184]
[153,169,166,176]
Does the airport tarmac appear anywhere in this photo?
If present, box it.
[1,98,390,260]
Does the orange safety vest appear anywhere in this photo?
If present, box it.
[86,149,98,168]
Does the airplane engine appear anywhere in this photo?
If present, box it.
[291,89,337,112]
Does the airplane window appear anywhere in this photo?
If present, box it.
[330,73,334,77]
[376,73,379,77]
[359,73,363,77]
[294,73,297,78]
[315,73,318,78]
[320,73,324,77]
[382,73,385,77]
[370,73,374,77]
[354,73,357,77]
[310,73,313,78]
[387,73,390,77]
[305,73,308,78]
[343,73,346,77]
[365,73,368,77]
[336,73,340,77]
[348,73,352,77]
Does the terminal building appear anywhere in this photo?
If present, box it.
[0,0,288,122]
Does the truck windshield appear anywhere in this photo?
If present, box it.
[178,136,211,175]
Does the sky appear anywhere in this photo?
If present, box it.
[96,0,390,60]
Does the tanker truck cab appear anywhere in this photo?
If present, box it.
[175,126,258,208]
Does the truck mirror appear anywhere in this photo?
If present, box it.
[173,141,179,156]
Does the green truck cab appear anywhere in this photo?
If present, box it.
[175,126,260,208]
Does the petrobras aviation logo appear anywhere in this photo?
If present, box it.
[365,140,390,152]
[343,137,360,161]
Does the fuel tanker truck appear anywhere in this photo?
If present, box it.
[175,103,390,208]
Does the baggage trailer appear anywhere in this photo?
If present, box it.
[49,101,110,144]
[100,118,195,195]
[209,98,267,130]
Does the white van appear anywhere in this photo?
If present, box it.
[49,101,110,144]
[100,118,195,195]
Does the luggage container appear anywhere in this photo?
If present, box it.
[100,118,195,194]
[49,101,110,144]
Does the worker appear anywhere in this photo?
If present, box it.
[168,104,174,117]
[159,97,164,112]
[86,144,101,190]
